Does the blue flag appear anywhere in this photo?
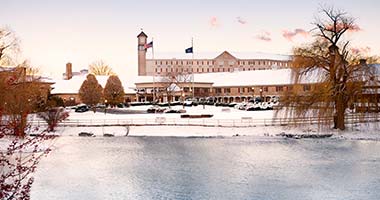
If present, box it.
[185,47,193,53]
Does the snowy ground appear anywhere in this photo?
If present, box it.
[25,105,380,140]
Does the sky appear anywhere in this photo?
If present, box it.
[1,0,380,79]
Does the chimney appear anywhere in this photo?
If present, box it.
[66,62,73,80]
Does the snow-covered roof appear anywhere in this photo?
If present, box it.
[0,66,16,72]
[147,51,291,61]
[134,69,310,87]
[37,76,55,84]
[194,69,295,87]
[51,75,135,94]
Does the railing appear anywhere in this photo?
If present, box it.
[24,114,380,128]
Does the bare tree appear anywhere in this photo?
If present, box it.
[0,27,19,66]
[89,60,114,76]
[0,27,59,199]
[0,65,55,199]
[277,7,379,130]
[157,71,193,107]
[0,65,43,136]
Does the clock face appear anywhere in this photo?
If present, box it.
[139,37,146,43]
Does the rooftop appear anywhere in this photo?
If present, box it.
[146,51,291,61]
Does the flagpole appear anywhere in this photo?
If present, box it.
[152,37,155,103]
[152,37,155,59]
[191,37,194,60]
[191,37,194,99]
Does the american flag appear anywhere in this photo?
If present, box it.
[144,41,153,49]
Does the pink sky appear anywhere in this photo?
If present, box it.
[1,0,379,79]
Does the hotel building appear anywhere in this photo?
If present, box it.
[137,31,292,76]
[135,31,299,103]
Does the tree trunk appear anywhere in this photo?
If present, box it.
[334,94,346,130]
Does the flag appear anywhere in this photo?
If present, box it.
[144,41,153,49]
[185,47,193,53]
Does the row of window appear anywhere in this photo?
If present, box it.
[213,85,311,94]
[215,87,268,94]
[154,67,273,73]
[155,60,214,66]
[138,85,312,95]
[154,60,290,67]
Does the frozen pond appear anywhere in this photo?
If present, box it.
[31,136,380,200]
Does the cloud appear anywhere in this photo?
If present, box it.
[236,17,247,25]
[351,46,371,55]
[326,23,361,33]
[348,24,361,32]
[209,16,220,28]
[255,31,271,42]
[282,28,309,42]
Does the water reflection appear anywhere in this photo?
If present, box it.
[31,136,380,200]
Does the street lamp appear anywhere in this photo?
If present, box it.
[251,87,255,101]
[104,99,108,115]
[182,92,185,108]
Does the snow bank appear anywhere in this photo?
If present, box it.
[26,106,380,140]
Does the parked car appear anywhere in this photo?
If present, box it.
[75,105,89,112]
[235,102,247,110]
[147,106,166,113]
[260,102,269,110]
[246,102,261,111]
[164,109,181,113]
[228,102,238,107]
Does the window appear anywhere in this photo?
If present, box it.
[303,85,311,91]
[276,86,283,92]
[263,87,268,92]
[216,88,222,94]
[224,88,231,93]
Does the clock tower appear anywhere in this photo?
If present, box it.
[137,31,147,76]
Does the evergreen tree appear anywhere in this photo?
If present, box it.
[104,75,125,106]
[79,74,103,107]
